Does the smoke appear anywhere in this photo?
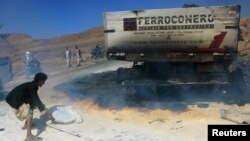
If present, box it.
[54,71,129,109]
[53,68,250,113]
[0,57,13,86]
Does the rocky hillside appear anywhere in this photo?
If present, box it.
[239,16,250,48]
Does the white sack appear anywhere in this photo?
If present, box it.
[52,106,82,124]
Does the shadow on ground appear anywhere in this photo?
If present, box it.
[33,105,69,137]
[54,71,250,112]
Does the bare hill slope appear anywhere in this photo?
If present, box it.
[0,26,104,78]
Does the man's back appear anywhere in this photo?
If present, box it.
[5,81,37,109]
[5,81,46,113]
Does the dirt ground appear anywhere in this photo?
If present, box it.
[1,59,250,141]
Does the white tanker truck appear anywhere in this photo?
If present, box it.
[104,5,247,95]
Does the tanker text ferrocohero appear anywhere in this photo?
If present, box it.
[138,14,214,25]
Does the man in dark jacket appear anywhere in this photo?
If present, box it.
[5,72,54,141]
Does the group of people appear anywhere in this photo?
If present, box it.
[64,45,85,68]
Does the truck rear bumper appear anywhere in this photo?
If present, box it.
[121,79,229,87]
[107,51,234,63]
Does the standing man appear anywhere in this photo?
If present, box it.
[75,45,83,67]
[65,47,71,68]
[5,73,54,141]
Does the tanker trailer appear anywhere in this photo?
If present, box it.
[104,5,246,94]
